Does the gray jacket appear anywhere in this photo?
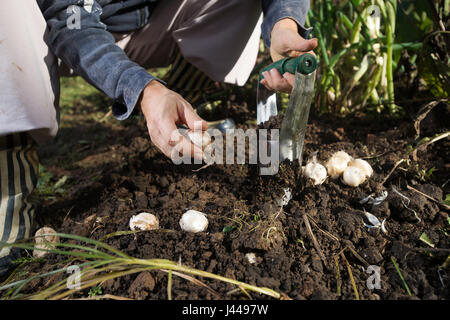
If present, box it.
[38,0,310,120]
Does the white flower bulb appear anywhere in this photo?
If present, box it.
[180,210,208,233]
[33,227,60,258]
[245,253,258,265]
[343,166,367,187]
[348,159,373,178]
[187,130,211,149]
[129,212,159,231]
[304,161,327,185]
[326,151,352,178]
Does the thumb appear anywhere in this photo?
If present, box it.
[182,102,208,131]
[290,37,318,53]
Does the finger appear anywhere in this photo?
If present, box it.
[290,37,318,53]
[269,69,292,92]
[149,128,173,158]
[180,101,208,131]
[262,70,275,89]
[283,72,295,87]
[269,68,284,82]
[173,135,204,161]
[288,50,317,59]
[260,79,274,91]
[164,121,204,161]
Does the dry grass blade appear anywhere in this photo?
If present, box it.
[412,131,450,155]
[225,287,254,300]
[345,246,370,268]
[381,158,405,185]
[192,163,213,172]
[279,292,292,300]
[413,100,443,139]
[161,270,221,299]
[406,184,450,211]
[307,213,340,242]
[167,270,173,300]
[302,212,327,266]
[238,286,253,300]
[334,255,342,297]
[68,294,133,300]
[99,110,113,123]
[340,252,359,300]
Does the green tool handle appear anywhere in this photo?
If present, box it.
[259,53,318,81]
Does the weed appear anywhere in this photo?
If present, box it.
[88,284,103,298]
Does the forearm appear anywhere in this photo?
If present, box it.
[39,0,157,120]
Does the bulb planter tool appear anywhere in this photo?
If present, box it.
[258,54,318,82]
[257,53,318,166]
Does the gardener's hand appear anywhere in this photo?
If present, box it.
[261,18,318,93]
[140,80,208,160]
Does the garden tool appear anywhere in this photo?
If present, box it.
[257,53,318,165]
[178,118,235,135]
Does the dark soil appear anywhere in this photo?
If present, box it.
[8,94,450,300]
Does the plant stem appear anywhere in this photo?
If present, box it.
[391,256,412,296]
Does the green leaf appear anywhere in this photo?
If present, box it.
[88,284,103,297]
[54,175,69,189]
[443,194,450,207]
[222,226,235,233]
[419,232,435,248]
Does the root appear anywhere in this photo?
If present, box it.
[192,162,213,172]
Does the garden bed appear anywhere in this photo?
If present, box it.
[10,94,449,300]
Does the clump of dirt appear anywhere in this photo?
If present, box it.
[6,99,450,300]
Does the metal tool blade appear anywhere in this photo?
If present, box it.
[256,84,278,125]
[279,71,315,164]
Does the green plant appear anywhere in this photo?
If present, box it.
[443,194,450,207]
[35,164,70,198]
[417,30,450,99]
[88,284,103,297]
[308,0,424,114]
[391,256,412,296]
[0,233,280,300]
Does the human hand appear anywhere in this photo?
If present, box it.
[261,18,318,93]
[140,80,208,161]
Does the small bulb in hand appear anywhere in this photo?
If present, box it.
[186,130,211,149]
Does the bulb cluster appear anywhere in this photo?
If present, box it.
[303,155,327,185]
[304,151,373,187]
